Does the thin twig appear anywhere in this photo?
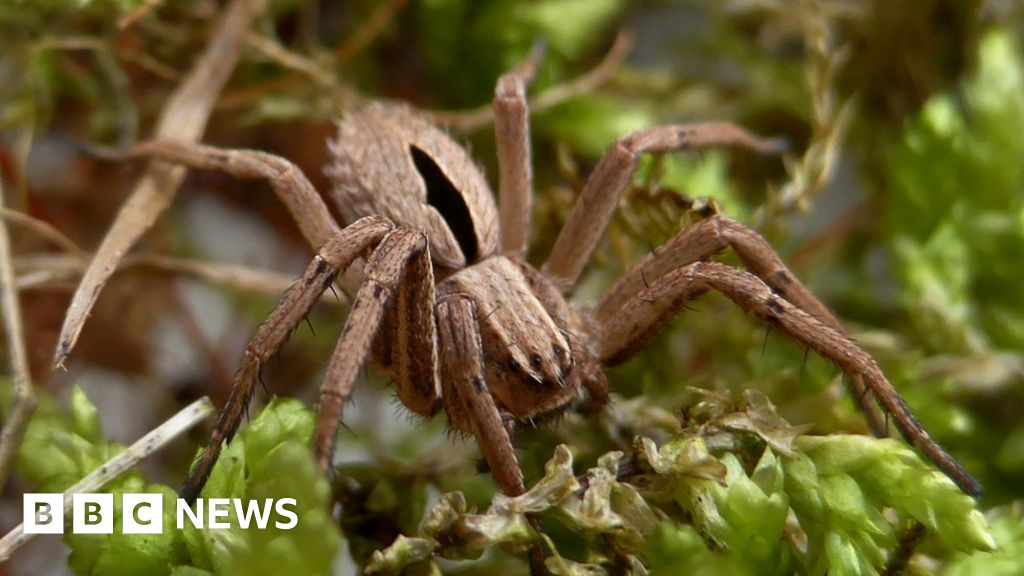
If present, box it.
[787,203,868,269]
[763,0,853,221]
[427,30,634,133]
[123,254,323,298]
[0,396,215,564]
[335,0,410,64]
[1,207,321,299]
[0,208,87,258]
[54,0,264,369]
[0,182,37,492]
[247,33,336,89]
[118,0,164,30]
[14,251,340,305]
[883,522,926,576]
[530,32,633,113]
[217,37,360,114]
[3,206,348,303]
[125,51,183,82]
[170,283,234,402]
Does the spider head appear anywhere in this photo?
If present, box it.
[439,257,584,426]
[481,330,581,424]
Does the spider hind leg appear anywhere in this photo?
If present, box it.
[595,258,981,496]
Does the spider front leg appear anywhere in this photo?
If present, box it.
[181,215,395,500]
[312,228,438,469]
[436,296,525,496]
[543,123,786,290]
[493,43,542,255]
[123,140,443,496]
[186,225,435,499]
[435,295,550,574]
[595,257,981,496]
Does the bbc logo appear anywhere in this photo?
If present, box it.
[24,494,164,534]
[23,494,298,534]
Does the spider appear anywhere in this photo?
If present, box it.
[113,53,978,503]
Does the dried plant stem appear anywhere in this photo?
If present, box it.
[766,0,852,220]
[15,252,332,305]
[0,396,214,564]
[2,197,336,304]
[247,33,336,89]
[124,254,333,300]
[0,181,36,492]
[428,30,633,132]
[335,0,410,64]
[118,0,164,30]
[54,0,264,369]
[883,522,927,575]
[0,208,87,258]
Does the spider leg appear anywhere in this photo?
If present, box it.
[598,214,887,436]
[494,44,542,255]
[438,294,550,575]
[312,228,432,471]
[372,234,441,418]
[125,140,340,250]
[596,260,980,496]
[542,123,786,291]
[579,360,610,413]
[436,295,525,496]
[181,216,394,501]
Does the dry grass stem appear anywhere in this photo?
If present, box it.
[13,251,330,305]
[335,0,411,64]
[767,0,853,220]
[31,37,138,148]
[428,30,633,132]
[117,0,165,31]
[0,208,87,259]
[247,33,336,89]
[2,208,320,300]
[0,182,37,492]
[0,397,214,564]
[54,0,265,369]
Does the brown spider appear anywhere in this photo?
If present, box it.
[108,53,977,502]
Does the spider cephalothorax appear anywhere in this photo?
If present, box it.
[323,101,605,492]
[328,103,593,414]
[76,50,979,508]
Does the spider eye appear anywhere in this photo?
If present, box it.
[409,145,480,262]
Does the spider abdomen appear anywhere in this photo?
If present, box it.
[326,103,500,270]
